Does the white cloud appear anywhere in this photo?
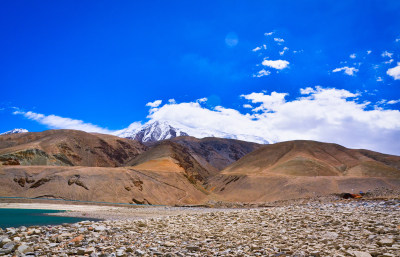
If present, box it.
[279,47,289,56]
[13,87,400,155]
[196,97,208,103]
[367,50,372,55]
[253,69,271,78]
[396,39,400,42]
[382,51,393,58]
[241,91,288,112]
[113,122,143,138]
[274,38,284,43]
[376,99,400,105]
[145,87,400,155]
[146,100,162,108]
[264,32,274,36]
[13,111,113,134]
[387,62,400,80]
[263,44,267,49]
[252,46,262,52]
[388,100,400,104]
[376,77,383,82]
[332,66,359,76]
[350,53,356,59]
[168,99,176,104]
[262,59,289,70]
[384,59,394,64]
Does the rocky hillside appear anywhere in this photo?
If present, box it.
[0,130,147,167]
[171,136,261,173]
[0,165,208,205]
[1,131,400,204]
[221,140,400,177]
[126,141,210,183]
[210,140,400,202]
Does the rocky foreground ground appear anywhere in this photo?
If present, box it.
[0,199,399,257]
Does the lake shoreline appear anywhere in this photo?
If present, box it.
[0,199,399,256]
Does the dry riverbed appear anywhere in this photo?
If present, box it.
[0,200,399,256]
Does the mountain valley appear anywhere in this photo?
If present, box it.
[0,129,399,205]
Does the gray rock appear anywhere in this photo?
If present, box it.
[378,238,394,247]
[353,251,372,257]
[94,225,107,232]
[186,245,200,251]
[135,249,145,256]
[0,241,16,255]
[16,244,33,254]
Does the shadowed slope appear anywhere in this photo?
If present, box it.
[171,136,262,173]
[127,141,210,183]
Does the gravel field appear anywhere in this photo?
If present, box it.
[0,199,399,256]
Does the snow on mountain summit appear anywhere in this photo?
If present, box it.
[113,120,188,143]
[0,128,29,135]
[113,120,270,144]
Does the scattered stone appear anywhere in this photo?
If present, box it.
[163,241,175,247]
[186,245,200,251]
[353,251,372,257]
[0,199,399,256]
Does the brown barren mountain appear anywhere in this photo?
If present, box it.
[1,131,400,205]
[0,165,208,205]
[210,140,400,202]
[171,136,261,173]
[127,141,210,184]
[0,130,147,167]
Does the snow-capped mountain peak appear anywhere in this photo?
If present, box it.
[0,128,29,135]
[113,120,270,145]
[114,120,188,143]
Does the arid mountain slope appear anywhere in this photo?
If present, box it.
[0,166,208,205]
[171,136,261,173]
[221,140,400,177]
[209,140,400,202]
[0,130,147,167]
[126,141,210,183]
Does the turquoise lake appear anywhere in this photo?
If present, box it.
[0,209,93,229]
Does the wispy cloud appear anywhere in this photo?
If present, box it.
[279,47,289,56]
[262,59,289,70]
[382,51,393,58]
[387,62,400,80]
[252,69,271,78]
[146,100,162,108]
[13,111,113,134]
[332,66,359,76]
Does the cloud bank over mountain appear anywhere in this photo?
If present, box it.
[12,86,400,155]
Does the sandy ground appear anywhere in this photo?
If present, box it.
[0,202,239,221]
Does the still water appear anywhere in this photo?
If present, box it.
[0,208,92,229]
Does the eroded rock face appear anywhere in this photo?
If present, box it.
[0,129,147,167]
[0,200,399,256]
[68,175,89,190]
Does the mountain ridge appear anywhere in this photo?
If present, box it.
[1,130,400,204]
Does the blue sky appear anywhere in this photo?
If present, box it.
[1,1,400,154]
